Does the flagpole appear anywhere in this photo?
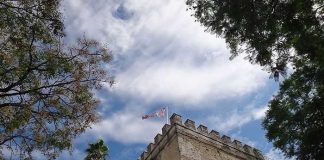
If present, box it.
[166,106,169,124]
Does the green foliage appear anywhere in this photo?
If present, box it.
[85,139,109,160]
[264,58,324,159]
[187,0,324,159]
[0,0,113,159]
[187,0,323,77]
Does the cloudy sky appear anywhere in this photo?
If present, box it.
[55,0,292,159]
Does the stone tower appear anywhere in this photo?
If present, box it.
[138,113,265,160]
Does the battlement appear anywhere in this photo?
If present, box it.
[138,113,265,160]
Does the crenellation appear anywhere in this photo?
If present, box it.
[139,113,265,160]
[162,124,171,135]
[141,151,148,160]
[208,130,220,140]
[184,119,196,130]
[197,124,208,135]
[221,135,232,144]
[154,133,162,144]
[147,143,155,153]
[243,144,254,155]
[170,113,182,125]
[254,148,264,159]
[233,139,243,149]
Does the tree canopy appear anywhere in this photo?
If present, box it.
[0,0,112,159]
[85,139,109,160]
[187,0,324,159]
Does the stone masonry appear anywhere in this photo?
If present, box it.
[138,113,265,160]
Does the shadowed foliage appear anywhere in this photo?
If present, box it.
[85,139,109,160]
[187,0,324,159]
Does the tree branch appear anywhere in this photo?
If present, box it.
[0,102,23,109]
[0,78,99,98]
[0,60,48,93]
[0,28,36,93]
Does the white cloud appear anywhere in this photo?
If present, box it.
[113,55,267,105]
[265,148,295,160]
[207,105,268,132]
[87,104,268,145]
[252,106,268,119]
[62,0,274,150]
[89,109,164,144]
[63,0,269,107]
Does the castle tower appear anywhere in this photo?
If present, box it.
[139,113,265,160]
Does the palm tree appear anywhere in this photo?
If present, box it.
[85,139,109,160]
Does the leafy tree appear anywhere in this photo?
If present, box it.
[187,0,324,159]
[0,0,112,159]
[85,139,109,160]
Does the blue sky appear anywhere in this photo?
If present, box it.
[53,0,294,159]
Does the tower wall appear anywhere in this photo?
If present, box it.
[139,113,265,160]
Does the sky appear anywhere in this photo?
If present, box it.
[51,0,294,159]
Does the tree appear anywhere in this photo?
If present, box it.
[0,1,113,159]
[264,59,324,159]
[85,139,109,160]
[187,0,324,159]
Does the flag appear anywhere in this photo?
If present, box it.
[142,107,166,120]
